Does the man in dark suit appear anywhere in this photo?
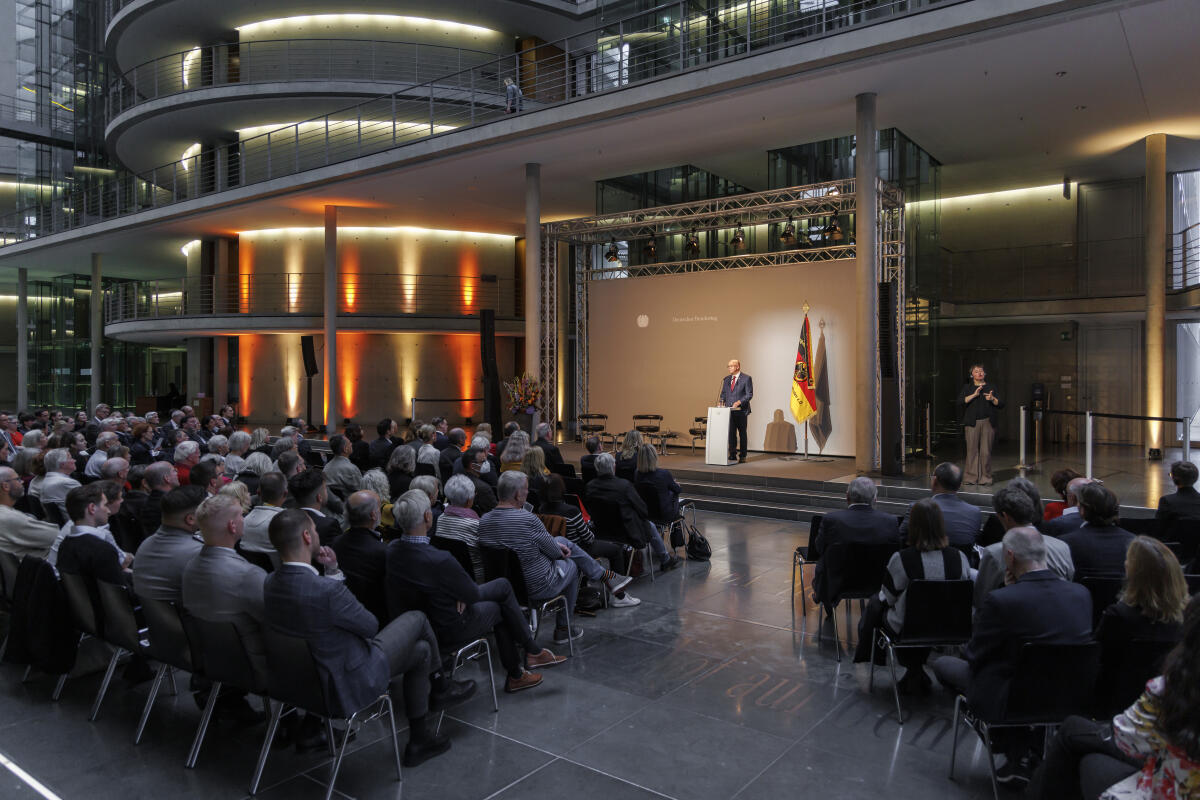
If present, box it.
[369,418,399,469]
[585,453,679,572]
[438,429,467,478]
[932,526,1092,785]
[533,423,565,470]
[330,491,389,625]
[718,358,753,462]
[808,477,900,597]
[580,437,601,483]
[453,447,497,515]
[1061,483,1135,578]
[431,417,451,450]
[263,509,474,767]
[899,462,982,549]
[1156,460,1200,523]
[386,490,564,694]
[1041,476,1090,537]
[288,469,342,546]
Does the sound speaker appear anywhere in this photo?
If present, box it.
[301,336,319,377]
[878,279,902,476]
[480,310,503,435]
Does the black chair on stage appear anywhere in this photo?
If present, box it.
[578,413,609,447]
[810,540,900,661]
[252,629,402,800]
[1080,575,1124,628]
[949,641,1101,800]
[689,416,707,454]
[478,545,576,655]
[868,579,974,723]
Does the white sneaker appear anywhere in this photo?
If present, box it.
[606,574,633,594]
[610,593,641,607]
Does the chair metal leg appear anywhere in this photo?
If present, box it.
[644,546,654,582]
[949,695,962,778]
[324,711,358,800]
[798,561,808,616]
[983,724,1001,800]
[51,673,67,700]
[249,700,285,795]
[384,696,403,782]
[185,680,222,768]
[21,665,32,682]
[167,667,178,696]
[0,633,8,662]
[89,646,126,721]
[886,643,905,724]
[830,602,842,662]
[868,634,877,690]
[560,599,575,656]
[481,639,498,712]
[135,664,168,744]
[324,718,337,757]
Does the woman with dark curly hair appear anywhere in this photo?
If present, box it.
[1028,593,1200,799]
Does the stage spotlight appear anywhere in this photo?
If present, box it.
[827,218,843,241]
[605,240,620,262]
[779,217,796,244]
[826,184,840,197]
[730,226,745,248]
[642,239,657,261]
[684,228,700,258]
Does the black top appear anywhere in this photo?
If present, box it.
[1156,485,1200,522]
[957,382,1004,427]
[636,468,682,520]
[387,470,413,502]
[330,526,388,626]
[57,533,128,588]
[1060,524,1135,578]
[303,509,342,546]
[136,489,165,540]
[386,539,487,639]
[534,438,565,469]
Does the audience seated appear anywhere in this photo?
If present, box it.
[322,434,362,500]
[1062,484,1135,578]
[539,474,638,607]
[499,431,528,473]
[262,508,474,767]
[39,447,81,521]
[55,482,132,588]
[932,526,1093,786]
[615,431,642,481]
[218,480,252,514]
[189,459,222,497]
[1028,594,1200,800]
[345,423,371,473]
[808,477,900,598]
[586,452,679,574]
[289,469,342,545]
[1156,460,1200,524]
[532,422,565,470]
[580,436,602,483]
[434,475,485,582]
[409,475,443,534]
[634,443,682,521]
[1044,467,1083,521]
[387,489,565,694]
[1043,476,1093,537]
[173,440,200,486]
[131,485,206,603]
[437,429,467,479]
[478,471,632,645]
[386,445,416,501]
[521,446,549,498]
[135,460,178,536]
[975,483,1075,608]
[241,472,287,554]
[855,497,969,694]
[330,491,389,625]
[0,465,59,557]
[899,462,981,549]
[453,446,498,515]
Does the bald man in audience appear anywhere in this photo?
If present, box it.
[0,465,59,557]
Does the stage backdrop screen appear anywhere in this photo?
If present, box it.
[587,260,858,457]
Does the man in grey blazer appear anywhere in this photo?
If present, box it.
[132,485,207,603]
[899,462,982,549]
[263,509,475,767]
[718,358,754,462]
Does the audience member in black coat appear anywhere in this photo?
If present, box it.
[386,445,416,502]
[438,429,467,478]
[56,484,133,603]
[580,436,602,484]
[136,461,179,539]
[329,491,390,626]
[345,424,372,474]
[532,423,565,470]
[369,418,400,469]
[633,444,681,520]
[808,477,901,597]
[1156,459,1200,524]
[587,452,678,572]
[288,470,342,546]
[454,447,497,515]
[1061,483,1135,578]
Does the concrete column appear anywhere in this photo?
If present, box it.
[90,254,102,413]
[855,92,879,473]
[186,339,211,403]
[524,163,541,382]
[212,239,231,408]
[324,205,338,433]
[16,269,28,412]
[1145,133,1167,457]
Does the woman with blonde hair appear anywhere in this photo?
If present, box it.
[521,446,549,497]
[249,427,272,455]
[634,443,682,520]
[218,480,253,514]
[617,430,644,480]
[500,430,529,472]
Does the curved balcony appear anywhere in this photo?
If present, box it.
[103,273,522,343]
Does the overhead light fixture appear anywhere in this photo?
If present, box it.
[827,218,843,241]
[642,239,657,261]
[605,241,620,262]
[684,228,700,258]
[779,217,796,244]
[826,185,840,197]
[730,226,745,248]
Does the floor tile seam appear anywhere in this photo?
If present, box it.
[686,606,814,636]
[550,753,683,800]
[478,756,560,800]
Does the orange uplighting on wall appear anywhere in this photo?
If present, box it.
[341,243,360,312]
[338,332,364,420]
[459,251,478,314]
[448,333,480,420]
[239,335,260,417]
[238,239,254,314]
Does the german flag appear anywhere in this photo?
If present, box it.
[790,314,818,425]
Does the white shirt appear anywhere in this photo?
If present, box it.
[281,560,343,581]
[1062,505,1079,517]
[47,522,125,567]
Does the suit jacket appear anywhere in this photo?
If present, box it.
[1041,508,1085,537]
[718,372,754,414]
[585,474,650,545]
[973,536,1075,608]
[811,504,901,562]
[1060,524,1135,578]
[965,569,1092,721]
[181,545,269,678]
[263,563,390,718]
[900,492,982,549]
[386,539,489,641]
[1156,486,1200,523]
[322,456,362,499]
[330,527,389,626]
[533,438,565,469]
[303,508,342,546]
[438,447,463,481]
[368,436,398,469]
[580,454,598,483]
[132,526,204,603]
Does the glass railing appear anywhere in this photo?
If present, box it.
[9,0,963,246]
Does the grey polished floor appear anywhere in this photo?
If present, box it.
[0,513,998,799]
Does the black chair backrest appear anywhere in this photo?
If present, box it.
[414,462,436,477]
[807,514,823,553]
[1003,641,1101,724]
[1163,519,1200,562]
[579,413,607,432]
[1098,637,1176,718]
[59,572,101,637]
[140,596,194,671]
[236,543,275,574]
[262,628,330,717]
[564,477,587,497]
[636,482,671,523]
[0,550,19,603]
[1119,517,1160,537]
[632,414,662,434]
[432,536,476,579]
[1186,573,1200,595]
[108,510,146,554]
[479,545,531,606]
[897,580,974,643]
[94,580,143,653]
[551,463,576,479]
[43,503,66,527]
[587,496,635,545]
[192,617,264,693]
[1081,575,1124,627]
[821,541,900,602]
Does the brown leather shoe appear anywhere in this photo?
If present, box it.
[505,671,543,693]
[526,649,567,669]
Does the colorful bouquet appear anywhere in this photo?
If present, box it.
[503,373,543,416]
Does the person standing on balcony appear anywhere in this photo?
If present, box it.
[504,77,523,114]
[957,364,1003,486]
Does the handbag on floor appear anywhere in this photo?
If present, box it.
[685,523,711,561]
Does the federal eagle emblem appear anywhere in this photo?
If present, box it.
[794,360,808,383]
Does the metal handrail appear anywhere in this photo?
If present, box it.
[0,92,74,134]
[106,39,501,121]
[1170,221,1200,290]
[6,0,962,246]
[103,273,519,323]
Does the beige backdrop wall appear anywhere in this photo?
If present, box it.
[588,261,858,457]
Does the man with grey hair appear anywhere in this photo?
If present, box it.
[1041,476,1091,537]
[931,526,1091,785]
[330,490,389,624]
[84,431,119,479]
[323,434,363,500]
[224,430,252,478]
[100,457,130,484]
[532,422,565,470]
[807,476,899,598]
[174,439,201,485]
[40,448,82,521]
[479,471,632,645]
[899,462,982,549]
[585,452,679,573]
[0,465,59,557]
[975,483,1075,608]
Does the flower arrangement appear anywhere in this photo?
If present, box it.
[503,373,543,416]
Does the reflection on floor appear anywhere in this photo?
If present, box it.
[0,513,1002,799]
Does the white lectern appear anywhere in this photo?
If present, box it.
[706,406,735,466]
